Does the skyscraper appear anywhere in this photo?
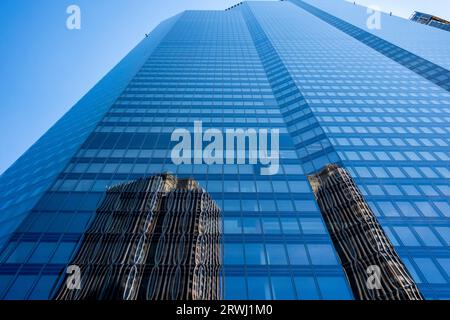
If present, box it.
[0,0,449,300]
[410,11,450,32]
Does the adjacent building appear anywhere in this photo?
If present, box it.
[410,11,450,32]
[0,0,449,300]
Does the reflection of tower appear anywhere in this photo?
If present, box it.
[54,174,222,300]
[308,164,423,300]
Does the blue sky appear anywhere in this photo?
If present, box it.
[0,0,449,174]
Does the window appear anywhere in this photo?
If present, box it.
[403,167,421,178]
[415,202,438,217]
[272,181,289,193]
[224,217,242,234]
[414,258,446,284]
[419,185,438,196]
[382,226,399,246]
[241,199,259,211]
[59,180,78,191]
[401,185,420,196]
[281,218,300,234]
[65,193,102,211]
[208,165,222,175]
[284,165,303,175]
[277,200,294,211]
[7,242,35,263]
[240,181,256,192]
[402,258,422,284]
[354,167,372,178]
[242,218,262,234]
[224,165,238,174]
[404,152,421,161]
[300,218,326,234]
[414,227,442,246]
[68,212,93,233]
[224,181,239,192]
[72,163,88,173]
[0,275,13,298]
[248,277,272,300]
[29,242,57,264]
[287,244,309,265]
[51,242,77,264]
[262,218,281,234]
[245,244,266,265]
[238,164,253,174]
[360,152,375,161]
[207,181,222,193]
[384,185,402,196]
[48,214,73,233]
[437,259,450,278]
[436,167,450,178]
[317,277,353,300]
[117,163,133,174]
[396,202,419,217]
[435,227,450,246]
[75,180,94,192]
[224,243,244,265]
[271,277,295,300]
[256,181,272,192]
[294,200,317,212]
[434,202,450,217]
[223,199,240,211]
[266,244,287,265]
[374,152,390,160]
[345,152,360,160]
[25,212,52,233]
[419,167,438,178]
[372,167,389,178]
[287,181,310,193]
[225,277,247,300]
[387,167,406,178]
[437,185,450,197]
[294,277,319,299]
[307,244,338,265]
[93,180,110,192]
[4,275,36,300]
[377,202,399,217]
[259,200,276,212]
[29,275,58,300]
[367,185,384,196]
[394,227,419,246]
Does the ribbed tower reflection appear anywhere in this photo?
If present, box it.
[55,174,223,300]
[309,164,423,300]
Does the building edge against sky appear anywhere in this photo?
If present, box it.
[0,0,449,300]
[0,13,183,251]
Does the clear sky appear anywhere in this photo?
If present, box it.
[1,0,449,174]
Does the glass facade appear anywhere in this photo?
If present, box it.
[0,0,449,300]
